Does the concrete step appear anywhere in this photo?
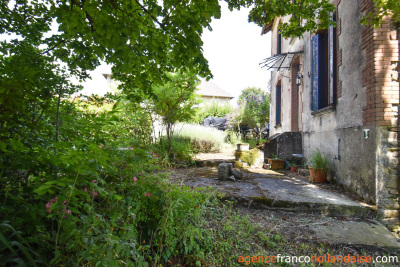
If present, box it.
[252,177,374,217]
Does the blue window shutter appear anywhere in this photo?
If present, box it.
[276,85,281,124]
[328,25,334,105]
[277,30,282,54]
[311,35,319,111]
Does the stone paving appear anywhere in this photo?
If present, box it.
[168,150,400,250]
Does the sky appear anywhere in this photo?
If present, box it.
[77,2,273,101]
[201,2,271,101]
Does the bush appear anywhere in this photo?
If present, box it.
[225,129,242,145]
[239,148,260,166]
[174,123,228,153]
[193,101,232,124]
[154,136,194,166]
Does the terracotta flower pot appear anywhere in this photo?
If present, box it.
[267,158,285,170]
[309,167,327,183]
[290,166,298,172]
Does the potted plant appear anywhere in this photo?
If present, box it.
[267,154,285,170]
[308,150,330,183]
[237,143,249,151]
[290,161,298,172]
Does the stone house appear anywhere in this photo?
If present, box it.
[197,78,234,106]
[262,0,399,229]
[101,74,233,106]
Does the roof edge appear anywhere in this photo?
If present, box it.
[261,17,276,35]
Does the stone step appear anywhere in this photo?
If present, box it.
[218,176,374,217]
[195,159,236,167]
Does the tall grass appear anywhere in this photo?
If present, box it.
[174,123,228,153]
[153,123,230,166]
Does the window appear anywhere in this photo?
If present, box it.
[277,29,282,55]
[276,84,282,125]
[311,25,334,111]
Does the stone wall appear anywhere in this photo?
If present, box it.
[376,124,399,230]
[360,0,400,228]
[264,132,302,161]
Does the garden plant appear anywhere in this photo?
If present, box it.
[1,0,397,265]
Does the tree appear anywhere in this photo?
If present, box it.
[227,0,336,38]
[151,72,200,156]
[361,0,400,28]
[0,0,222,100]
[238,87,270,129]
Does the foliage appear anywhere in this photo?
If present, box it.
[193,100,232,124]
[154,123,229,166]
[361,0,400,28]
[154,136,194,167]
[0,0,222,101]
[175,123,228,153]
[239,148,261,166]
[238,87,270,128]
[225,104,245,130]
[0,92,160,264]
[289,161,298,167]
[0,91,235,265]
[225,129,242,145]
[309,149,330,172]
[227,0,336,38]
[248,138,267,149]
[150,72,201,156]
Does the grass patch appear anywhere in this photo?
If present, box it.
[174,123,228,153]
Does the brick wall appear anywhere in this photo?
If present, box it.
[360,0,400,231]
[361,1,399,126]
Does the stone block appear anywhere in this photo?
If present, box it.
[381,217,400,225]
[388,189,399,195]
[379,209,400,218]
[264,132,302,161]
[385,175,400,189]
[379,199,400,209]
[228,163,233,175]
[232,169,244,180]
[218,163,230,181]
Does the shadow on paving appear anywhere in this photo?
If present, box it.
[168,165,400,251]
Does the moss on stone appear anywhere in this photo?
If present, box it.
[234,160,244,168]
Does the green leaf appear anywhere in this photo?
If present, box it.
[113,194,123,201]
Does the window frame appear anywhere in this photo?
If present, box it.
[276,83,282,126]
[310,22,335,112]
[277,29,282,55]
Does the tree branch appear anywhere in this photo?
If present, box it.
[134,0,167,31]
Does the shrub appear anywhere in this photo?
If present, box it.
[239,148,260,166]
[154,136,194,166]
[193,101,232,124]
[225,129,242,145]
[174,123,228,153]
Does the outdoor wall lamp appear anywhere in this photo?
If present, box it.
[296,72,303,86]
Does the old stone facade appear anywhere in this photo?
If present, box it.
[265,0,399,228]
